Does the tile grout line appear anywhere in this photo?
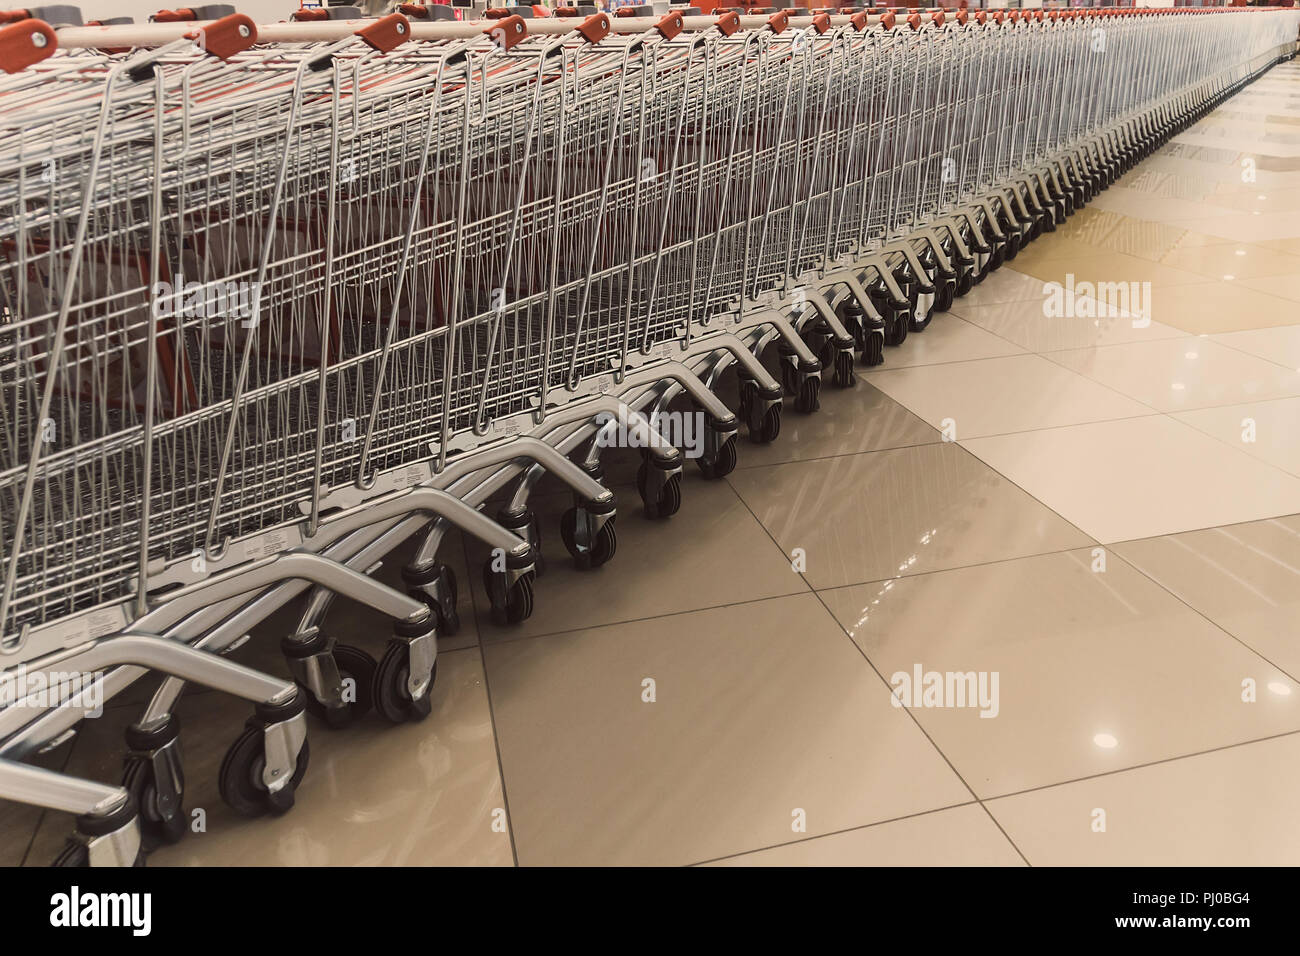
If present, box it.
[460,531,521,869]
[803,585,1034,867]
[720,469,1033,865]
[686,800,990,867]
[1106,546,1300,689]
[717,468,1029,863]
[976,726,1300,805]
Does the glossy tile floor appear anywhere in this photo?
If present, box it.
[10,63,1300,868]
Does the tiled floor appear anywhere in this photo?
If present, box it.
[9,62,1300,868]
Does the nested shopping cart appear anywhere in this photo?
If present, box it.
[1,4,1297,865]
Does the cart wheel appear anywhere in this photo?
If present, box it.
[52,841,91,867]
[861,330,885,367]
[780,358,799,396]
[304,643,376,729]
[904,278,921,315]
[560,509,618,570]
[737,378,756,421]
[1004,230,1022,261]
[485,563,535,625]
[636,463,682,519]
[910,306,932,334]
[933,280,955,314]
[373,640,435,724]
[123,756,187,850]
[431,565,460,636]
[218,725,309,818]
[833,349,855,388]
[818,337,846,387]
[750,403,782,444]
[986,243,1005,273]
[883,310,908,347]
[794,376,820,414]
[696,436,737,479]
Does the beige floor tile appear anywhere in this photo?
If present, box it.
[1053,209,1235,259]
[483,594,971,866]
[986,734,1300,865]
[820,549,1300,798]
[1174,397,1300,478]
[1258,236,1300,258]
[1048,337,1300,412]
[727,441,1091,591]
[952,295,1189,353]
[27,648,513,866]
[1113,516,1300,678]
[734,381,938,470]
[1045,335,1300,411]
[1010,250,1216,291]
[1165,212,1300,244]
[953,266,1047,306]
[962,416,1300,543]
[1212,324,1300,370]
[704,804,1023,867]
[0,743,72,866]
[1151,242,1300,280]
[1135,280,1300,334]
[1089,186,1255,224]
[0,803,41,867]
[1206,187,1300,216]
[1117,169,1217,202]
[466,477,806,641]
[1007,237,1117,269]
[865,353,1154,439]
[875,313,1026,369]
[1241,272,1300,303]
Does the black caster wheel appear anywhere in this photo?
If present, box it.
[933,280,955,314]
[749,403,782,443]
[303,643,377,730]
[696,436,737,480]
[432,566,461,636]
[636,463,682,519]
[861,330,885,367]
[832,348,855,387]
[986,242,1006,273]
[373,640,435,723]
[780,356,800,396]
[404,563,462,637]
[737,377,756,421]
[560,509,618,570]
[123,756,187,850]
[794,376,820,413]
[484,562,535,625]
[883,310,908,347]
[218,725,309,818]
[1004,230,1022,261]
[818,337,854,389]
[52,841,92,867]
[956,270,974,297]
[910,301,933,333]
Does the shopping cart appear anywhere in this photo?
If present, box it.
[1,4,1297,866]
